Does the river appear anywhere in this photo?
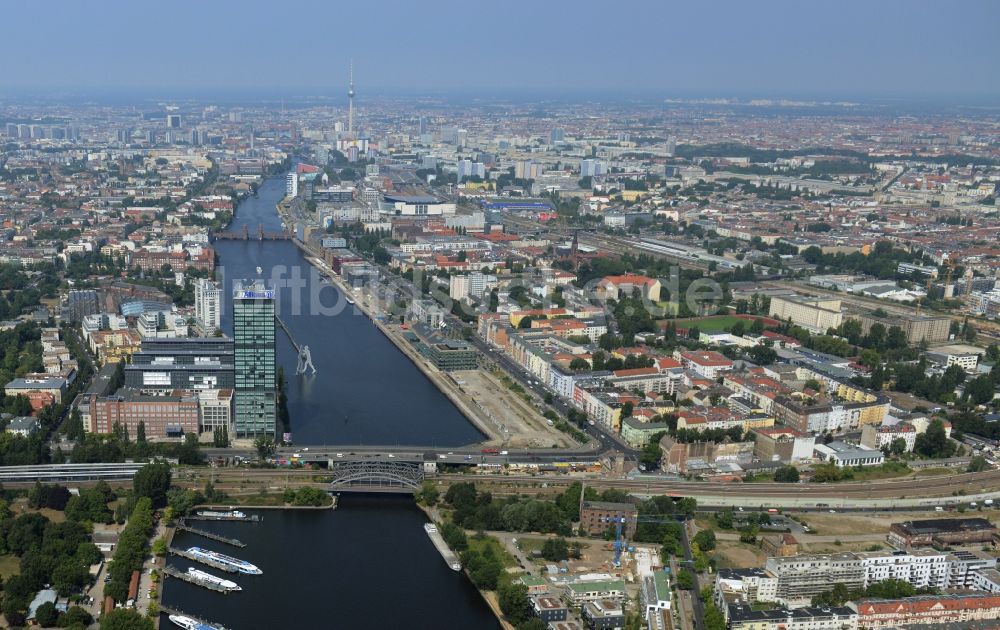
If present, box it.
[214,176,483,447]
[160,498,500,629]
[160,177,498,628]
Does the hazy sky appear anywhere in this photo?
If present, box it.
[5,0,999,101]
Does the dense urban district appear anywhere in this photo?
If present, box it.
[1,94,1000,630]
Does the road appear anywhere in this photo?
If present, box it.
[680,523,706,630]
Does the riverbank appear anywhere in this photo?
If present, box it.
[416,503,516,630]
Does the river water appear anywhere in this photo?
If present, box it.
[214,176,483,447]
[160,498,500,629]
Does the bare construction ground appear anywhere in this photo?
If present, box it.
[791,510,998,537]
[451,370,576,449]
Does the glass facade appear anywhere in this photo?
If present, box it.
[233,280,276,438]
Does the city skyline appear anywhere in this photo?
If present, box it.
[2,0,999,102]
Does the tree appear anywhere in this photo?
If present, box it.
[133,461,171,508]
[254,435,277,460]
[639,437,664,470]
[100,608,154,630]
[569,357,590,371]
[966,374,996,405]
[498,580,532,625]
[676,568,695,590]
[914,419,956,459]
[60,606,93,627]
[739,525,759,544]
[35,601,58,627]
[415,480,439,506]
[693,529,716,551]
[889,437,908,457]
[969,456,989,472]
[541,537,570,561]
[773,466,800,483]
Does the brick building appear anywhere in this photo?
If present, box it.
[88,388,199,438]
[579,501,638,538]
[888,517,997,548]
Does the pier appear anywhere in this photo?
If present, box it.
[168,547,239,573]
[163,566,240,593]
[425,524,462,571]
[176,520,246,547]
[160,605,231,630]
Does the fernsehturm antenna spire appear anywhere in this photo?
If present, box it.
[348,60,355,137]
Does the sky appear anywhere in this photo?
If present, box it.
[5,0,999,102]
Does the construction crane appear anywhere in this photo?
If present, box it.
[607,513,684,567]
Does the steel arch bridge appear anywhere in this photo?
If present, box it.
[329,460,425,492]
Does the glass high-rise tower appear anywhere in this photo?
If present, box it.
[232,280,276,438]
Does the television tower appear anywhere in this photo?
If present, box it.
[347,60,355,137]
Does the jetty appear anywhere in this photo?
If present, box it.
[160,605,231,630]
[425,525,461,571]
[168,547,238,573]
[162,566,240,593]
[176,521,246,547]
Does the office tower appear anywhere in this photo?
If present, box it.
[666,135,677,157]
[418,116,427,135]
[232,280,276,438]
[286,173,299,197]
[229,111,242,123]
[17,124,30,138]
[166,114,182,128]
[195,279,222,333]
[550,127,565,143]
[145,130,156,144]
[580,159,606,178]
[5,123,17,137]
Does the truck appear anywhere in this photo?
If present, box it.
[481,447,499,454]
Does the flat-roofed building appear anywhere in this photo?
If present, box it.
[89,388,199,438]
[769,295,842,332]
[849,311,950,345]
[888,518,997,549]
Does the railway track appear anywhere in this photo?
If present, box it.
[177,466,1000,500]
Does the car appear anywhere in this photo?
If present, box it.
[935,506,944,512]
[303,447,309,451]
[336,453,344,458]
[388,453,395,458]
[438,454,447,460]
[829,509,837,513]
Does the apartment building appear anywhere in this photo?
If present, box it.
[765,553,866,607]
[727,603,858,630]
[851,593,1000,628]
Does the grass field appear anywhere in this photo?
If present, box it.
[672,315,758,332]
[0,555,20,578]
[467,534,518,568]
